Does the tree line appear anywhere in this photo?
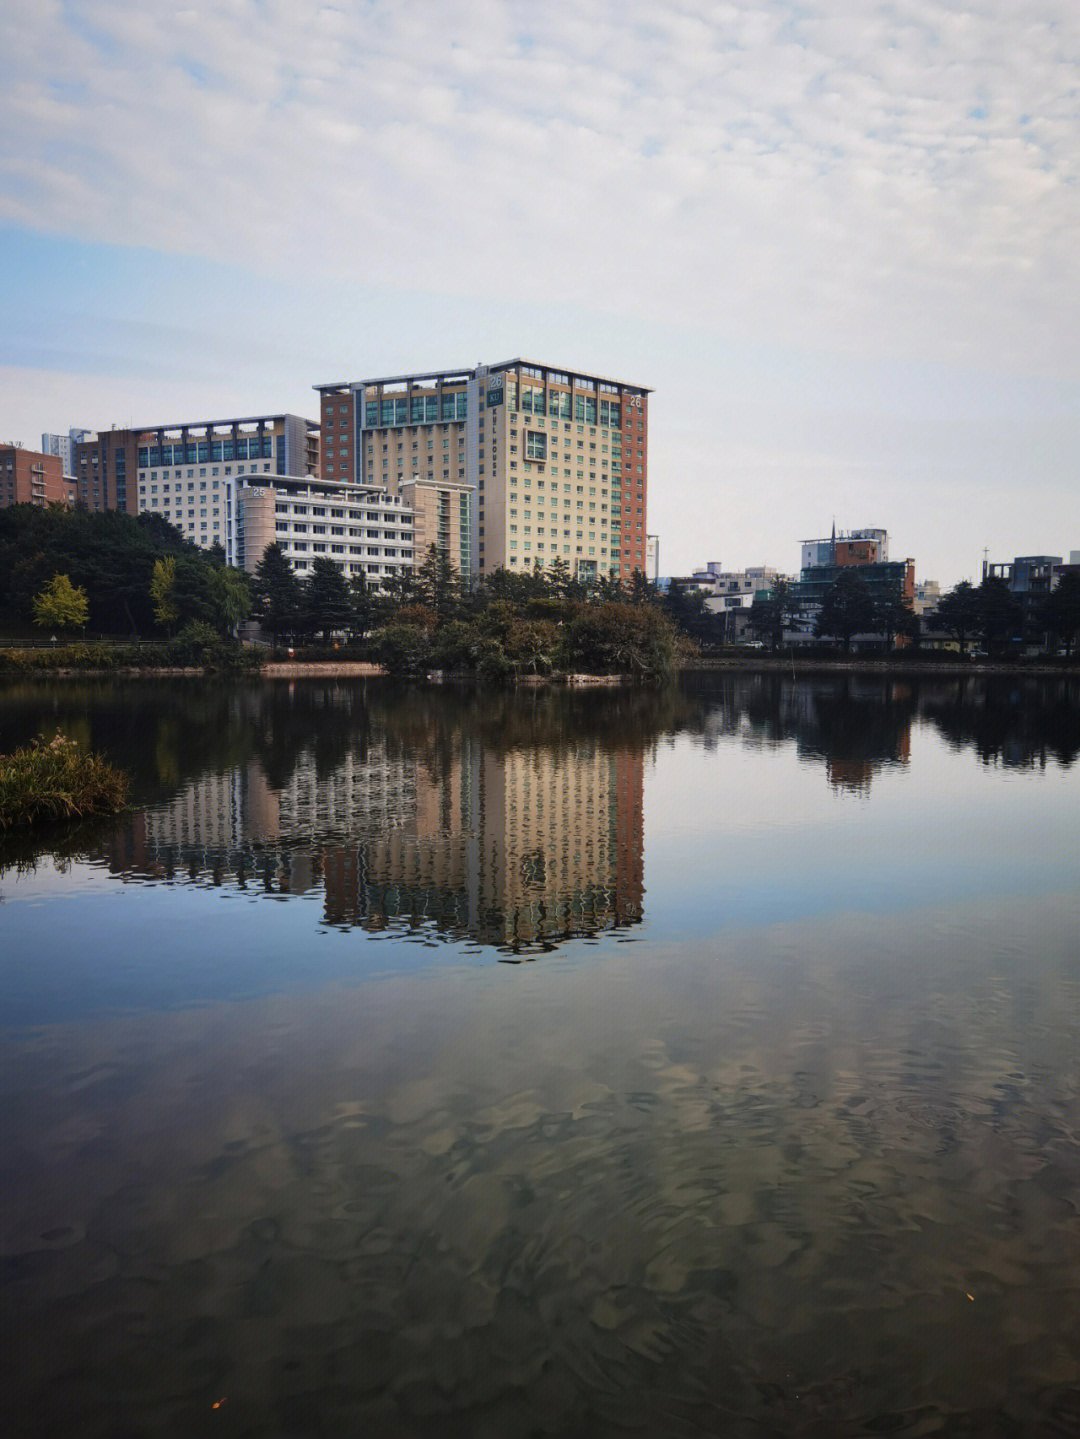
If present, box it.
[252,542,685,680]
[746,570,1080,657]
[0,504,252,638]
[0,507,689,680]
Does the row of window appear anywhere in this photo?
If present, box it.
[282,542,412,558]
[364,394,469,426]
[275,522,411,538]
[137,437,273,466]
[139,463,269,482]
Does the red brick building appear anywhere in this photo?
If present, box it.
[0,446,76,508]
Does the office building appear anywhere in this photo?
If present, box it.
[130,414,320,564]
[49,415,318,563]
[801,527,889,570]
[315,359,650,582]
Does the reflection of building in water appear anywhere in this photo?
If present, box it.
[273,748,416,838]
[323,741,645,949]
[99,738,645,952]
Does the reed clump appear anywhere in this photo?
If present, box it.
[0,734,129,829]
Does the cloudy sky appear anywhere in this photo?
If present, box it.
[2,0,1078,582]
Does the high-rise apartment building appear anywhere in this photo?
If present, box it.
[0,445,77,509]
[41,428,91,475]
[316,359,650,581]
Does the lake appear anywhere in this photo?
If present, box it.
[2,673,1080,1437]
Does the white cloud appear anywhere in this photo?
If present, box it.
[2,0,1078,373]
[2,1,1079,583]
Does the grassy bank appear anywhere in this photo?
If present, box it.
[0,625,260,676]
[0,734,130,829]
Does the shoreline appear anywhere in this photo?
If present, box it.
[0,656,1076,682]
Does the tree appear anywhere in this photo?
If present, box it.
[252,543,301,641]
[208,565,252,637]
[976,576,1022,654]
[815,570,875,653]
[875,594,919,651]
[749,578,798,651]
[547,555,572,598]
[32,572,88,633]
[414,544,460,621]
[149,556,178,631]
[662,579,713,644]
[561,601,677,679]
[934,581,981,654]
[302,557,352,642]
[349,571,373,640]
[1041,571,1080,656]
[628,570,658,607]
[169,555,219,629]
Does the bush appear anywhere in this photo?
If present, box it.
[367,623,434,678]
[0,733,129,829]
[162,622,258,671]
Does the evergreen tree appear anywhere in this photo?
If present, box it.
[749,578,798,650]
[1041,571,1080,656]
[934,581,981,654]
[349,570,373,640]
[976,576,1022,654]
[252,542,301,641]
[875,593,918,651]
[815,570,875,652]
[302,557,352,642]
[414,544,460,620]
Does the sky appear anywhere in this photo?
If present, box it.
[1,0,1078,585]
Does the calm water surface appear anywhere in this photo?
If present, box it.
[2,674,1080,1436]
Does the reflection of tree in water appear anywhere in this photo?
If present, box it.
[690,674,916,790]
[918,676,1080,769]
[0,679,259,805]
[690,672,1080,784]
[7,674,1080,927]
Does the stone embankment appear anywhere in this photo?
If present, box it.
[260,661,384,678]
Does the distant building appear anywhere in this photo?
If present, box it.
[913,579,941,617]
[41,428,91,474]
[400,478,473,579]
[981,553,1078,639]
[646,535,660,581]
[690,562,785,612]
[801,527,888,571]
[0,445,76,508]
[789,526,914,645]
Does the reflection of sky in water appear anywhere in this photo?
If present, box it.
[645,722,1080,939]
[3,702,1080,1027]
[3,680,1080,1434]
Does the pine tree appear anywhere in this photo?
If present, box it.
[252,543,301,640]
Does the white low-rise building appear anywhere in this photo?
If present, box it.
[238,478,414,585]
[689,562,786,613]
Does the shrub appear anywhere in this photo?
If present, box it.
[0,734,129,829]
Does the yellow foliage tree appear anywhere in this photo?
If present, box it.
[150,556,178,630]
[32,573,89,633]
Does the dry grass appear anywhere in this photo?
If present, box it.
[0,734,130,829]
